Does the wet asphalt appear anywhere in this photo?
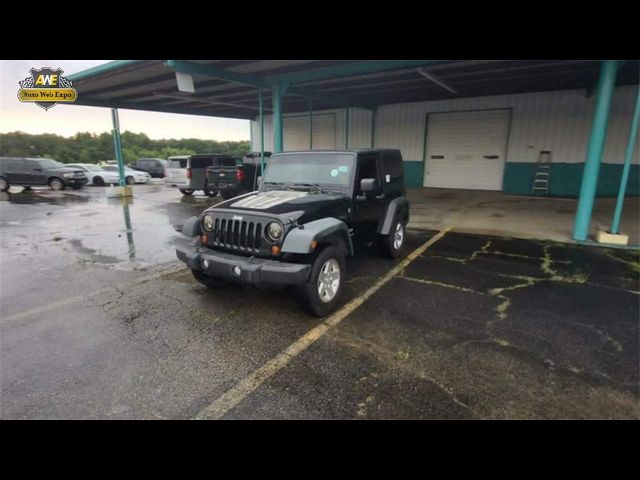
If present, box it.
[0,184,638,419]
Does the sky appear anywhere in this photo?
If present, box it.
[0,60,250,141]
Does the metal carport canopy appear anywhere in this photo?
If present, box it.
[67,59,640,120]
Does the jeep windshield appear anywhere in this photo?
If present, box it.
[261,153,354,190]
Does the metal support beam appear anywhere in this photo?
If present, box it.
[152,92,272,112]
[272,83,289,152]
[68,60,142,82]
[309,99,313,150]
[371,107,377,148]
[111,108,126,187]
[610,86,640,234]
[573,60,619,241]
[345,108,350,149]
[417,68,457,94]
[165,60,264,87]
[265,60,447,85]
[259,87,265,176]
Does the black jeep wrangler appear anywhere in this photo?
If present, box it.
[175,149,409,316]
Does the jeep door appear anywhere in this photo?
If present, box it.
[351,153,384,234]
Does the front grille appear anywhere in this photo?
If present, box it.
[210,217,262,252]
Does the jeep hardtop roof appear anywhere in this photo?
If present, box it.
[271,149,401,156]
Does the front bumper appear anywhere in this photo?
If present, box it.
[175,238,310,286]
[64,177,88,186]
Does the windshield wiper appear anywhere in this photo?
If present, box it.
[263,181,294,190]
[293,183,328,193]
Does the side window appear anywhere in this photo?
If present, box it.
[7,160,24,172]
[355,155,379,196]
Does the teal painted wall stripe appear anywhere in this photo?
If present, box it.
[402,161,424,188]
[402,160,639,196]
[502,162,639,197]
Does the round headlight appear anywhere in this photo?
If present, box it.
[266,221,283,241]
[202,214,214,231]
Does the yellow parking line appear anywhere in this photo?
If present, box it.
[193,226,452,420]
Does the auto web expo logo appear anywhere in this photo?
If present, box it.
[17,67,77,110]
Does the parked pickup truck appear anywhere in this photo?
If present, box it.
[176,149,409,316]
[205,152,272,199]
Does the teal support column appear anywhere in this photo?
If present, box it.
[345,108,350,149]
[610,86,640,234]
[111,108,126,187]
[258,87,265,176]
[573,60,619,241]
[272,83,289,153]
[249,117,254,153]
[309,99,313,150]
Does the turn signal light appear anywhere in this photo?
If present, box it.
[310,239,318,250]
[271,245,281,255]
[201,234,209,244]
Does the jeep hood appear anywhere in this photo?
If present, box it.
[209,189,350,222]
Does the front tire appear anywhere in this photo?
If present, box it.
[379,219,405,259]
[93,175,105,186]
[302,245,346,317]
[0,176,9,192]
[203,181,218,197]
[49,177,65,191]
[180,189,194,196]
[126,176,135,185]
[191,269,228,289]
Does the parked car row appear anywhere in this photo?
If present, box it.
[0,153,263,193]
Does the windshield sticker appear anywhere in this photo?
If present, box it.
[338,166,349,173]
[330,169,339,177]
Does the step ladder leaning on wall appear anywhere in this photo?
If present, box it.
[531,150,552,195]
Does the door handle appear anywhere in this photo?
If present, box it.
[375,194,385,200]
[34,168,42,172]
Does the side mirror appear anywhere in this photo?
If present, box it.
[360,178,377,193]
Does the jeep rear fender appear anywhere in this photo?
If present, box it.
[282,217,353,256]
[377,197,409,235]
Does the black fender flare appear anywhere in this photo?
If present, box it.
[377,197,409,235]
[282,217,354,256]
[180,215,201,237]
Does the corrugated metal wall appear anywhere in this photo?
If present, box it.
[251,85,638,164]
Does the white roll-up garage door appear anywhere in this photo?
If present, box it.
[423,109,511,190]
[283,113,336,151]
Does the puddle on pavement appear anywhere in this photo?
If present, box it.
[1,188,206,269]
[0,189,92,206]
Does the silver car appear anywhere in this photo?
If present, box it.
[102,166,151,184]
[66,163,120,186]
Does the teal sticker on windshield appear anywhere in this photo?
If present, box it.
[338,166,348,173]
[330,168,339,177]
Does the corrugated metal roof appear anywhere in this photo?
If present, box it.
[67,60,639,120]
